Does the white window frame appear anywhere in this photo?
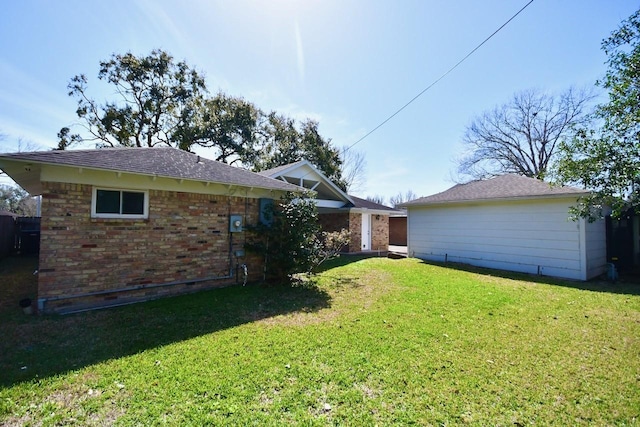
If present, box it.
[91,187,149,219]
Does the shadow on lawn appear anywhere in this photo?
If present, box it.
[0,258,331,388]
[416,259,640,296]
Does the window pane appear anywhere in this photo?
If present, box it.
[122,191,144,215]
[96,190,120,214]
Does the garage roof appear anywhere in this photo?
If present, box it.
[402,174,587,207]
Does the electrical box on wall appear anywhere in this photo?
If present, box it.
[229,215,243,232]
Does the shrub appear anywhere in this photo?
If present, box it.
[247,191,350,282]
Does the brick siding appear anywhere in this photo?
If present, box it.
[349,213,362,252]
[319,212,389,253]
[371,214,389,251]
[38,182,263,313]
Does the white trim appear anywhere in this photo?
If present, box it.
[316,199,347,208]
[348,207,399,215]
[262,160,354,205]
[91,187,149,219]
[361,213,371,251]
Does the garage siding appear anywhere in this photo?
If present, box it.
[407,198,605,280]
[585,219,607,279]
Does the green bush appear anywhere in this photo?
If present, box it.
[247,191,349,282]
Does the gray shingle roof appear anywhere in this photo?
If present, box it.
[0,148,301,192]
[403,174,587,206]
[349,195,396,211]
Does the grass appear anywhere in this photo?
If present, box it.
[0,255,639,425]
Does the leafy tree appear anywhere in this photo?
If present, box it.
[253,113,300,169]
[181,93,260,165]
[298,120,345,189]
[0,185,38,216]
[253,114,346,189]
[457,88,594,181]
[59,49,206,150]
[554,9,640,219]
[247,191,320,281]
[246,191,349,282]
[60,49,346,182]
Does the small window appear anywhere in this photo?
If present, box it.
[92,188,148,218]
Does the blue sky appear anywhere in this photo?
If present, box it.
[0,1,638,201]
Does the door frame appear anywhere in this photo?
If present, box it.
[361,213,371,251]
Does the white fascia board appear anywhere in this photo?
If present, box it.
[265,160,353,205]
[38,164,293,199]
[316,199,348,209]
[342,207,401,215]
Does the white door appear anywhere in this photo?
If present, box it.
[361,213,371,251]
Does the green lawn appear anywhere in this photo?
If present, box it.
[1,256,639,425]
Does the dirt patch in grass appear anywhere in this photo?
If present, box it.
[253,266,395,327]
[2,372,125,427]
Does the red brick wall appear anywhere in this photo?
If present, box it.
[38,182,263,313]
[348,213,362,252]
[318,212,389,253]
[318,212,349,232]
[318,213,350,252]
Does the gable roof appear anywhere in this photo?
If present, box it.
[259,159,353,205]
[259,160,398,213]
[0,148,301,195]
[257,160,308,178]
[402,174,587,207]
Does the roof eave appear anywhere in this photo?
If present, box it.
[403,192,589,208]
[0,156,302,194]
[336,207,403,215]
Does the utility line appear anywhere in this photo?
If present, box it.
[345,0,535,152]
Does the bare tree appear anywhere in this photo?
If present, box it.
[340,147,367,194]
[1,135,42,176]
[456,87,594,181]
[389,190,417,208]
[366,194,386,205]
[16,138,41,152]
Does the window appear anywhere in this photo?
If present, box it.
[92,188,148,219]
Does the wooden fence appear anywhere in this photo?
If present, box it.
[0,216,41,258]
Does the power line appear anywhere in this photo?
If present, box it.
[345,0,535,152]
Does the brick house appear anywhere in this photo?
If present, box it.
[0,148,300,313]
[259,161,398,253]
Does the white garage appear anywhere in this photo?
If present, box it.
[402,175,606,281]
